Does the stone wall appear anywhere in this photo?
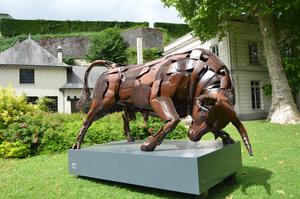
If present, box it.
[37,28,163,59]
[121,28,163,50]
[37,37,90,59]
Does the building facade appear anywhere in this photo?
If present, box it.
[164,21,272,120]
[0,38,105,113]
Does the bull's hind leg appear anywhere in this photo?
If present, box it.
[213,130,235,144]
[72,99,106,149]
[72,95,116,149]
[122,108,135,142]
[141,96,180,151]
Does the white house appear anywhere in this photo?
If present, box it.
[164,21,272,120]
[0,38,105,113]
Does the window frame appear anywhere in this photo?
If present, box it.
[248,41,259,64]
[210,44,219,57]
[19,68,35,84]
[250,80,261,110]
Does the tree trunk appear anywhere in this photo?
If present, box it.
[258,14,300,124]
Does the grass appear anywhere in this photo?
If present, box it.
[0,120,299,199]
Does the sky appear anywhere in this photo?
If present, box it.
[0,0,185,26]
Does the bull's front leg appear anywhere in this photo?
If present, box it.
[213,130,235,144]
[141,96,180,151]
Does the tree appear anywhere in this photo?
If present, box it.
[162,0,300,124]
[86,27,127,63]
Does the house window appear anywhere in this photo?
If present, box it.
[210,44,219,56]
[46,96,58,112]
[26,96,38,104]
[251,81,261,109]
[20,69,34,84]
[248,42,259,64]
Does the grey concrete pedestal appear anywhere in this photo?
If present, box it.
[68,140,242,195]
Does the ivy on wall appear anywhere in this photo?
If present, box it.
[0,18,149,37]
[154,22,192,39]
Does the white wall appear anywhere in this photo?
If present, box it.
[164,33,231,69]
[63,88,82,113]
[0,66,67,113]
[228,21,271,118]
[232,70,271,116]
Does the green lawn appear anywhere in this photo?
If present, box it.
[0,120,299,199]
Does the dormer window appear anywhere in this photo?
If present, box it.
[20,69,34,84]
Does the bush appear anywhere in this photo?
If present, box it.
[0,86,33,129]
[86,27,127,63]
[40,112,188,154]
[0,141,30,158]
[0,87,188,156]
[129,113,187,140]
[126,48,161,64]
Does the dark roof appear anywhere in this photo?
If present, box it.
[0,38,69,67]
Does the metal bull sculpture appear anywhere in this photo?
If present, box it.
[72,48,253,156]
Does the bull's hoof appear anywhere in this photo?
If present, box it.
[72,143,81,149]
[141,136,158,151]
[127,135,135,142]
[223,137,235,144]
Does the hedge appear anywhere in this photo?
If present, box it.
[0,18,149,37]
[154,22,192,39]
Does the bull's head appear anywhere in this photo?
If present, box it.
[189,90,253,156]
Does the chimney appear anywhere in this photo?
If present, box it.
[57,45,63,62]
[137,37,143,65]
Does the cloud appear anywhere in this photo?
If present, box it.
[0,0,184,24]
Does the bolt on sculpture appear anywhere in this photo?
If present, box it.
[72,48,253,156]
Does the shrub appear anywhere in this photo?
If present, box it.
[125,48,161,64]
[86,28,127,63]
[40,112,188,154]
[129,113,187,140]
[0,86,33,129]
[0,141,30,158]
[0,86,188,156]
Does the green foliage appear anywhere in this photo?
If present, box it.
[0,18,148,37]
[1,121,300,198]
[86,28,127,63]
[0,87,33,129]
[63,58,75,65]
[125,48,161,64]
[283,58,300,94]
[262,84,272,96]
[40,112,188,153]
[36,97,54,112]
[0,87,188,156]
[129,113,187,140]
[161,0,299,41]
[41,113,124,153]
[0,36,19,51]
[154,22,192,40]
[263,58,300,97]
[0,141,30,158]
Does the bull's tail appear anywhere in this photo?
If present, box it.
[76,60,116,109]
